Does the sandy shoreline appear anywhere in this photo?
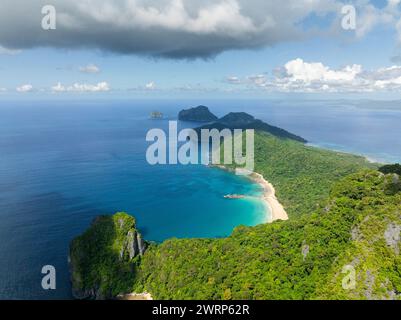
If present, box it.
[247,172,289,223]
[211,165,289,223]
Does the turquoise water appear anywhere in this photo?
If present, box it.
[0,100,267,299]
[1,99,401,299]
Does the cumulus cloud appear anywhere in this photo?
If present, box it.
[16,84,33,92]
[2,1,401,59]
[230,58,401,92]
[79,64,100,74]
[51,81,110,92]
[282,58,362,83]
[355,0,400,39]
[0,0,347,59]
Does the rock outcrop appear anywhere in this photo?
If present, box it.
[124,230,146,260]
[69,212,147,300]
[178,105,218,122]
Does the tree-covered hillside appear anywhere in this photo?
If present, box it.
[132,170,401,299]
[196,112,307,143]
[69,213,146,299]
[251,132,376,217]
[69,132,400,300]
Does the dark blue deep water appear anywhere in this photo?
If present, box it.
[0,99,400,299]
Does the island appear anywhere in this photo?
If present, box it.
[150,111,163,119]
[178,105,218,122]
[195,111,307,143]
[69,111,401,300]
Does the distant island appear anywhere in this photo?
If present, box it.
[69,110,401,300]
[178,105,218,122]
[178,106,307,143]
[150,111,164,119]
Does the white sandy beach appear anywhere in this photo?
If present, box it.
[248,172,289,223]
[213,165,289,223]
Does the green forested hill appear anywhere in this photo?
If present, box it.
[69,213,146,299]
[69,132,401,300]
[196,113,307,143]
[133,170,401,299]
[252,132,376,217]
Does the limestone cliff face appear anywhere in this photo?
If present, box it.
[69,212,147,300]
[123,230,146,260]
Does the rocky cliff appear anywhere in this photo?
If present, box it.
[69,212,147,299]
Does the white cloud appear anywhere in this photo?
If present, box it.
[79,0,258,36]
[2,1,401,59]
[272,59,367,92]
[16,84,33,92]
[374,76,401,89]
[129,81,158,91]
[226,76,241,84]
[283,58,362,83]
[79,64,101,74]
[355,0,400,39]
[0,87,7,93]
[230,58,401,93]
[145,82,156,90]
[51,83,66,92]
[0,0,346,59]
[247,74,268,85]
[51,82,110,92]
[0,45,21,55]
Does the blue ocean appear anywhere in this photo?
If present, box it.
[0,99,400,299]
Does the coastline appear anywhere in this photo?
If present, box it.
[306,142,386,165]
[247,172,289,223]
[211,165,288,223]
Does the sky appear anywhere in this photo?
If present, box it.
[1,0,401,99]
